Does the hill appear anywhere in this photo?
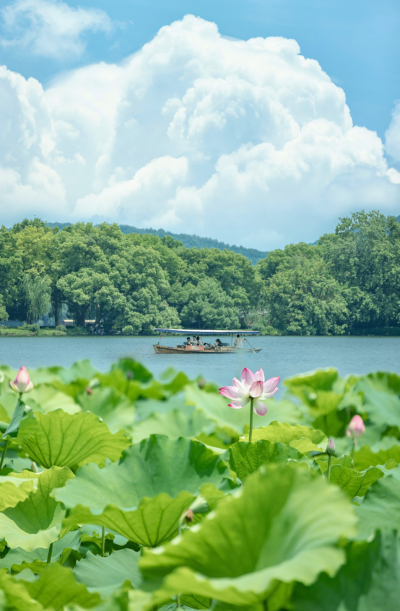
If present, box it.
[46,222,268,264]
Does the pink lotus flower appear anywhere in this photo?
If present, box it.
[346,415,365,439]
[219,367,279,416]
[9,366,34,394]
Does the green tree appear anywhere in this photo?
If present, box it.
[265,258,350,335]
[23,275,51,324]
[180,278,240,329]
[0,294,8,321]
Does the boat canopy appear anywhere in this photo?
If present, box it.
[154,328,260,336]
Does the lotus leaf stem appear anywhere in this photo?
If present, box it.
[327,454,332,481]
[101,526,106,557]
[47,542,53,564]
[249,398,254,442]
[0,439,9,470]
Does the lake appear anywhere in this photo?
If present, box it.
[1,335,400,390]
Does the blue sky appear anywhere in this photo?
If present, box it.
[0,0,399,248]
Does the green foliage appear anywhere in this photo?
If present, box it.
[0,359,399,608]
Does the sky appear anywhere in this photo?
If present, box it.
[0,0,399,249]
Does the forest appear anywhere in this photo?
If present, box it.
[1,210,400,336]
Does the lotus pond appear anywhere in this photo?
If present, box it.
[0,358,399,610]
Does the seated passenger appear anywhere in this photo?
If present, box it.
[196,336,203,345]
[186,337,192,345]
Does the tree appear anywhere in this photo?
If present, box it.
[0,295,8,321]
[23,275,51,324]
[265,258,350,335]
[180,278,240,329]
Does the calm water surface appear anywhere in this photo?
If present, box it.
[0,336,399,387]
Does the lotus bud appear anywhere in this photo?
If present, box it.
[346,415,365,439]
[9,366,34,394]
[85,387,93,395]
[326,437,336,455]
[184,509,194,523]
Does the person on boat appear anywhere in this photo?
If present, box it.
[234,334,244,349]
[186,337,192,345]
[196,336,203,345]
[192,336,198,345]
[215,339,222,349]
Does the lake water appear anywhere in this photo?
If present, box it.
[1,336,400,389]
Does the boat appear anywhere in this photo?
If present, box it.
[153,329,262,354]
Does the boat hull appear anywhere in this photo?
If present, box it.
[153,345,262,354]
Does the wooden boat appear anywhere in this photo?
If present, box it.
[153,328,262,354]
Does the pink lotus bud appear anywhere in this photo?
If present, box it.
[326,437,336,455]
[346,415,365,439]
[9,366,34,394]
[249,380,263,398]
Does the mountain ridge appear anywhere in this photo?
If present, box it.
[46,222,269,264]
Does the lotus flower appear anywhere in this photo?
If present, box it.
[219,367,279,416]
[326,437,336,455]
[346,415,365,439]
[9,366,34,394]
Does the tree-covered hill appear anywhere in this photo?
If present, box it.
[46,222,268,265]
[2,211,400,336]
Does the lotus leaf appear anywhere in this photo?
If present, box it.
[16,410,131,469]
[329,465,383,497]
[354,443,400,470]
[0,474,37,511]
[25,385,80,415]
[225,440,301,480]
[131,409,215,444]
[0,571,42,611]
[0,530,81,573]
[54,435,232,547]
[20,563,101,609]
[292,531,400,611]
[356,467,400,540]
[74,549,142,598]
[0,467,73,551]
[140,463,357,606]
[77,387,135,433]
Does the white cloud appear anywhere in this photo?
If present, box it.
[0,0,112,58]
[0,14,399,249]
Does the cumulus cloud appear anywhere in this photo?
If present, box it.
[0,14,399,249]
[0,0,112,58]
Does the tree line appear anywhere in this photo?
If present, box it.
[0,211,399,335]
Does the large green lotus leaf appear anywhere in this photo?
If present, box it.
[284,368,341,392]
[58,360,98,384]
[110,358,153,384]
[225,440,301,480]
[97,370,166,403]
[185,386,300,435]
[54,436,232,547]
[77,387,136,433]
[329,465,383,498]
[0,530,81,574]
[61,493,194,547]
[0,403,11,429]
[131,409,215,444]
[0,474,38,511]
[0,467,73,551]
[284,369,346,413]
[20,563,101,609]
[0,571,42,611]
[25,385,80,415]
[140,463,357,606]
[355,466,400,540]
[354,443,400,470]
[353,373,400,428]
[244,421,326,447]
[17,410,130,469]
[134,396,187,421]
[74,549,142,598]
[292,530,400,611]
